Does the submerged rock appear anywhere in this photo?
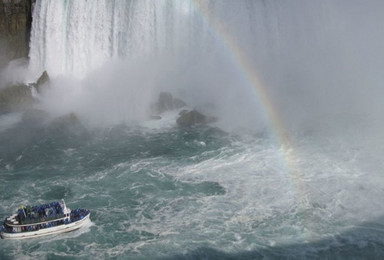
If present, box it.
[176,110,217,127]
[153,91,186,114]
[0,83,33,114]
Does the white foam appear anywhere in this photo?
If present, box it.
[139,110,180,130]
[118,133,384,253]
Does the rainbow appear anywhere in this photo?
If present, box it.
[188,0,288,145]
[188,0,309,213]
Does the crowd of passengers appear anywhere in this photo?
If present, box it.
[17,202,64,224]
[70,209,89,222]
[1,204,89,233]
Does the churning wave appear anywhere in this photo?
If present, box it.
[2,0,384,259]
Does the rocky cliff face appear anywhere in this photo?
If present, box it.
[0,0,33,69]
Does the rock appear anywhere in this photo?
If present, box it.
[49,113,87,136]
[0,83,33,114]
[51,113,80,126]
[0,0,34,69]
[0,71,51,115]
[35,70,50,93]
[36,70,49,86]
[154,91,186,114]
[179,109,188,116]
[176,109,217,127]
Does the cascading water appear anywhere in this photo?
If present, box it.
[2,0,384,259]
[29,0,212,78]
[28,0,384,129]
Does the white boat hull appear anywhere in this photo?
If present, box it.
[0,213,90,240]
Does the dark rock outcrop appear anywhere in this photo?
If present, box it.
[0,83,33,114]
[153,92,186,114]
[0,71,51,114]
[176,110,217,127]
[33,70,50,93]
[36,70,49,86]
[0,0,34,69]
[49,113,87,136]
[50,113,81,128]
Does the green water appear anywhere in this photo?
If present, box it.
[1,115,384,259]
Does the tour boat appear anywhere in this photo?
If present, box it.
[0,200,90,239]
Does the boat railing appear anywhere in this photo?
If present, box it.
[20,214,66,225]
[5,214,67,227]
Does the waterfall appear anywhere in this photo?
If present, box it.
[27,0,384,129]
[28,0,285,78]
[29,0,206,77]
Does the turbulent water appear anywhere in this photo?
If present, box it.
[2,0,384,259]
[1,113,384,259]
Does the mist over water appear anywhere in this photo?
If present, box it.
[1,0,384,259]
[26,0,384,133]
